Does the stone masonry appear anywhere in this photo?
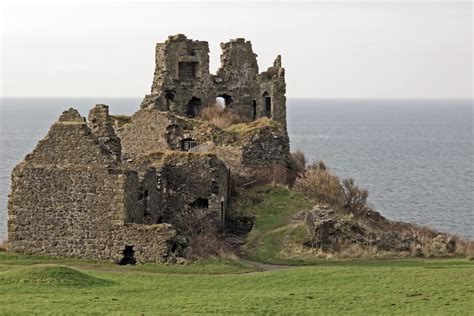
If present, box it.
[140,34,287,126]
[7,109,177,263]
[7,34,289,262]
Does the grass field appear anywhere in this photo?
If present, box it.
[1,186,472,314]
[0,252,473,314]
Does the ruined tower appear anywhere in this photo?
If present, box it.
[140,34,287,126]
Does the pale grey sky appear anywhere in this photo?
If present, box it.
[1,0,472,99]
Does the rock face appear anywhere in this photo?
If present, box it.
[300,205,456,256]
[139,34,287,126]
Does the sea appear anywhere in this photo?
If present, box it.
[0,98,472,241]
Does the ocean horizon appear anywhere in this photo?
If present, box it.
[0,97,472,241]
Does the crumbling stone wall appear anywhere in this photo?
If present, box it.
[190,118,290,182]
[88,104,122,161]
[140,34,215,116]
[7,109,176,263]
[158,153,229,229]
[118,108,195,161]
[215,38,259,118]
[7,34,291,262]
[140,34,287,126]
[257,56,287,127]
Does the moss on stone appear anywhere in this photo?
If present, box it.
[224,117,278,135]
[110,115,132,127]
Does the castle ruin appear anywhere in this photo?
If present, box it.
[7,34,290,263]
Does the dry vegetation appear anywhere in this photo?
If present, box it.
[174,208,233,259]
[0,240,7,252]
[198,103,242,129]
[294,158,374,217]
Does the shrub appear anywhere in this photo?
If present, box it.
[289,150,306,176]
[174,207,215,237]
[294,162,343,206]
[174,207,232,259]
[0,240,7,252]
[199,103,241,128]
[341,178,372,215]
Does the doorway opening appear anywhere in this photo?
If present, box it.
[189,198,209,209]
[262,92,272,118]
[252,100,257,120]
[119,246,136,265]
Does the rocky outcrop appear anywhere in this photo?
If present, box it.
[298,205,457,256]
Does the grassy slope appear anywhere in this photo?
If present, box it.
[0,252,473,314]
[239,185,314,264]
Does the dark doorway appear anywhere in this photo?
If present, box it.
[263,92,272,118]
[220,201,225,228]
[119,246,136,265]
[186,97,202,117]
[189,198,209,209]
[164,90,176,111]
[218,94,233,106]
[144,190,150,217]
[252,100,257,120]
[211,180,219,194]
[181,138,198,151]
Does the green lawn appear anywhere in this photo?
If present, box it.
[1,186,472,314]
[0,252,473,315]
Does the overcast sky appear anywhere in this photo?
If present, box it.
[0,0,472,99]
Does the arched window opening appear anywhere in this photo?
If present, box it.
[211,180,219,194]
[164,90,176,111]
[220,201,225,228]
[217,93,233,106]
[186,97,202,117]
[262,92,272,118]
[252,100,257,120]
[215,97,226,108]
[189,198,209,209]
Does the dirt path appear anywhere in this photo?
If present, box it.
[239,259,296,272]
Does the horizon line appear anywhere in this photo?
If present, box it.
[1,96,472,101]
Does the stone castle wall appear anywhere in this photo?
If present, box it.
[7,109,177,263]
[7,34,288,263]
[158,153,229,228]
[140,34,287,126]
